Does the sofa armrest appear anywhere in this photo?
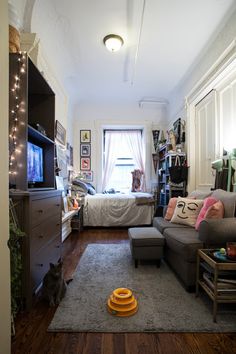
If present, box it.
[198,218,236,246]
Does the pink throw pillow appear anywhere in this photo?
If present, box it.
[165,198,177,221]
[205,200,224,219]
[195,197,223,230]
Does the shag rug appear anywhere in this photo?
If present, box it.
[48,243,236,332]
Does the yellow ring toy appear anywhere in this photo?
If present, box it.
[107,288,138,317]
[113,288,132,299]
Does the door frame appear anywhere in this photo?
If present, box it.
[185,39,236,193]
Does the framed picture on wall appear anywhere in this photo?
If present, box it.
[80,143,91,157]
[70,145,73,166]
[81,171,93,182]
[80,157,90,171]
[55,120,66,145]
[80,130,91,143]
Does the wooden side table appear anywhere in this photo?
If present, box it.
[196,249,236,322]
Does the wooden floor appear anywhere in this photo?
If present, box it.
[12,228,236,354]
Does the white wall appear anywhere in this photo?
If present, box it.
[0,1,11,353]
[73,102,168,192]
[168,8,236,120]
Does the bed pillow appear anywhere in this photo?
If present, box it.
[164,197,177,220]
[72,179,88,193]
[73,179,96,195]
[170,197,204,227]
[87,183,96,195]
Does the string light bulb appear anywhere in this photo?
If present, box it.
[9,52,26,179]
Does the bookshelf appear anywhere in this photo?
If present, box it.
[196,249,236,322]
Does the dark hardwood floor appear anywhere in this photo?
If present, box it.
[12,228,236,354]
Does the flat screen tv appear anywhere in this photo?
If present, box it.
[27,141,43,184]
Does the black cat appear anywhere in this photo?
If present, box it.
[42,261,69,306]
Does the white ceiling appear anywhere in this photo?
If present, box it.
[31,0,236,105]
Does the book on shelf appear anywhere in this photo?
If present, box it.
[202,272,236,293]
[200,261,236,277]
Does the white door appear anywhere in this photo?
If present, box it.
[195,90,217,191]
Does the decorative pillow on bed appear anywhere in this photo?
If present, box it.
[170,197,203,227]
[87,183,96,195]
[195,197,224,230]
[72,179,96,195]
[164,197,177,220]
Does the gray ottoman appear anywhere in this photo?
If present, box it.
[128,227,165,268]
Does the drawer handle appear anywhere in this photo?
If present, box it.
[38,234,44,239]
[56,223,60,226]
[36,263,43,267]
[38,209,43,213]
[56,204,60,207]
[56,245,60,249]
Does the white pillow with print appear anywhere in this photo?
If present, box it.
[170,197,204,227]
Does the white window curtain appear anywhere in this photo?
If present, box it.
[102,131,121,191]
[126,130,146,192]
[102,130,146,192]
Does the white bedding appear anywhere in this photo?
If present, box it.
[83,192,154,227]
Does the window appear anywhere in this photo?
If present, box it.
[102,129,145,193]
[106,145,136,193]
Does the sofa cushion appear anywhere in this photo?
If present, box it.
[170,198,203,227]
[188,190,212,199]
[163,227,203,262]
[211,189,236,217]
[153,217,188,233]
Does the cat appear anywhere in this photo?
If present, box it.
[41,260,70,307]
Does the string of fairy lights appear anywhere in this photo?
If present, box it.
[9,51,27,181]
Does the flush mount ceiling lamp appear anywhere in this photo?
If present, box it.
[103,34,124,52]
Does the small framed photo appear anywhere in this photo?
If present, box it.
[81,171,93,182]
[80,130,91,143]
[70,145,73,166]
[80,143,91,157]
[80,157,90,171]
[62,196,69,213]
[55,120,66,145]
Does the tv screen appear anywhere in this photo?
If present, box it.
[27,142,43,183]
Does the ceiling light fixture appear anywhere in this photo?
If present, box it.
[103,34,124,52]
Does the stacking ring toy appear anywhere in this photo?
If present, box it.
[107,288,138,317]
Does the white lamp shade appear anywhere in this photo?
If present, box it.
[103,34,124,52]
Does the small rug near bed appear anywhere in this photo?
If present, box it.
[48,244,236,332]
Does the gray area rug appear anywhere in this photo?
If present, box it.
[48,243,236,332]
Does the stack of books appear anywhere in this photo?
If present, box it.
[203,272,236,295]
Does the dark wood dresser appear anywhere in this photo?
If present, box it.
[10,189,62,310]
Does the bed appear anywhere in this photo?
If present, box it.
[83,192,154,227]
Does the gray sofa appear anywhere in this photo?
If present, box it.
[152,189,236,290]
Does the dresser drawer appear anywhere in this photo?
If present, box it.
[31,235,61,292]
[31,196,61,227]
[31,214,61,254]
